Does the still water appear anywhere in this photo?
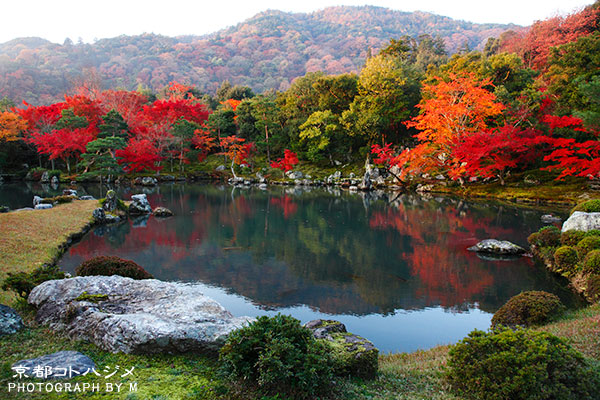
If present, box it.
[1,182,579,352]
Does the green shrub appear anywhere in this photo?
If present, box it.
[75,256,153,279]
[219,314,334,400]
[576,235,600,258]
[446,327,600,400]
[1,264,66,298]
[47,169,61,179]
[491,291,564,328]
[553,246,579,275]
[571,199,600,215]
[561,230,585,246]
[529,226,560,248]
[585,274,600,303]
[582,250,600,275]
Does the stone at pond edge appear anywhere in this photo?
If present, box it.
[468,239,526,255]
[153,207,173,217]
[304,319,378,379]
[35,204,53,210]
[541,214,561,224]
[128,194,152,215]
[0,304,24,336]
[102,190,118,212]
[92,208,121,224]
[28,275,254,354]
[13,351,95,379]
[561,211,600,233]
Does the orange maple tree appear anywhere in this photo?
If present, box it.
[397,73,505,179]
[0,111,27,141]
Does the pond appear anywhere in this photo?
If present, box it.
[0,182,581,352]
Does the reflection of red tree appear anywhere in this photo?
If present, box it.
[270,195,298,218]
[369,204,518,307]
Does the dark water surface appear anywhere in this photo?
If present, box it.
[1,182,580,352]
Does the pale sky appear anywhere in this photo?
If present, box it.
[1,0,595,44]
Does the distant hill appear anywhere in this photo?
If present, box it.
[0,6,519,105]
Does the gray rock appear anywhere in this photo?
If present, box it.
[13,351,95,379]
[541,214,562,224]
[79,195,95,201]
[561,211,600,233]
[153,207,173,217]
[103,190,118,212]
[215,165,226,171]
[435,174,446,180]
[63,189,77,197]
[14,207,34,212]
[468,239,526,255]
[304,319,378,379]
[0,205,9,213]
[92,208,106,222]
[415,184,434,193]
[286,170,303,180]
[258,183,268,190]
[40,171,50,183]
[33,195,43,207]
[128,194,152,215]
[332,171,342,180]
[28,276,254,354]
[51,175,59,185]
[0,304,23,336]
[243,180,252,186]
[141,177,158,186]
[35,204,53,210]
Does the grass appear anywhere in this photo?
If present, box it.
[0,200,98,304]
[1,198,600,399]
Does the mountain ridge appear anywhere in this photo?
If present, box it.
[0,5,520,105]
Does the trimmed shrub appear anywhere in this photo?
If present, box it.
[75,256,153,279]
[561,230,585,246]
[1,265,66,298]
[586,274,600,303]
[553,246,579,275]
[571,199,600,215]
[446,327,600,400]
[529,226,560,248]
[491,291,564,328]
[583,250,600,275]
[219,314,334,400]
[576,235,600,258]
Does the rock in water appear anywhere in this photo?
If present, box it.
[468,239,526,255]
[561,211,600,233]
[541,214,562,224]
[128,194,152,215]
[40,171,49,183]
[0,304,24,336]
[285,170,303,180]
[153,207,173,217]
[28,276,254,354]
[13,351,95,379]
[102,190,118,212]
[304,319,378,379]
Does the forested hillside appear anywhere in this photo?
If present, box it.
[0,6,516,105]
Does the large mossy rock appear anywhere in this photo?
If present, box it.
[305,319,378,379]
[28,276,254,354]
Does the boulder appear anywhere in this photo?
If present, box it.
[92,207,105,223]
[13,351,95,379]
[33,195,43,207]
[468,239,526,255]
[304,319,378,379]
[51,175,59,185]
[153,207,173,217]
[35,204,53,210]
[40,171,50,183]
[128,194,152,215]
[28,276,253,354]
[541,214,562,224]
[141,177,158,186]
[102,190,118,212]
[215,165,226,171]
[0,304,23,336]
[561,211,600,233]
[79,195,95,201]
[285,170,303,180]
[63,189,77,197]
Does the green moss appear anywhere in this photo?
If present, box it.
[585,275,600,303]
[553,246,579,276]
[561,230,586,246]
[325,332,379,379]
[583,250,600,275]
[571,199,600,215]
[40,195,75,205]
[491,291,565,328]
[74,291,109,302]
[576,235,600,259]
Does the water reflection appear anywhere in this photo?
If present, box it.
[7,182,579,352]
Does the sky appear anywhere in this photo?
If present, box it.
[1,0,595,44]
